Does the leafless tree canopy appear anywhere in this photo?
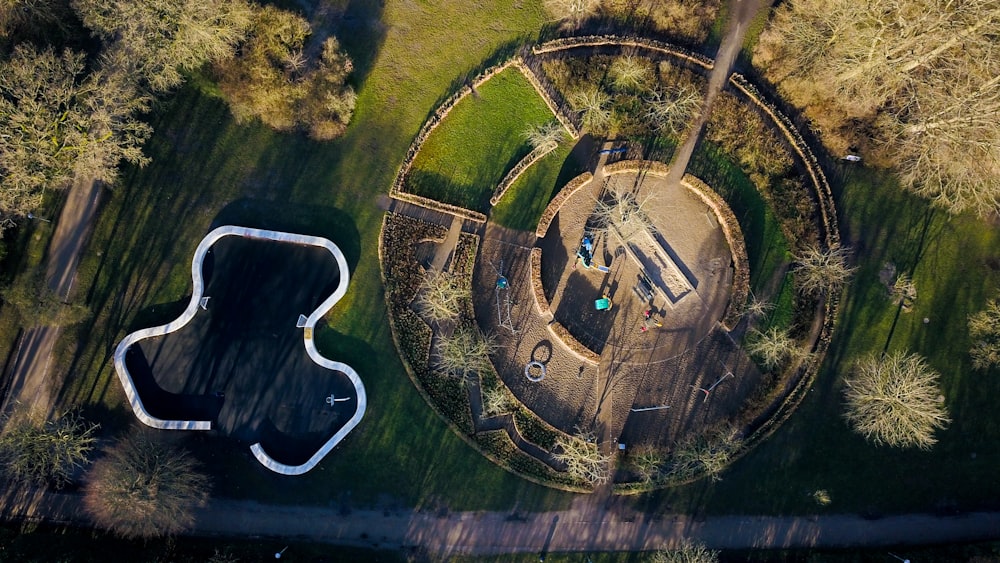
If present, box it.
[843,351,951,449]
[609,56,652,92]
[553,431,611,485]
[414,271,467,324]
[592,179,658,241]
[755,0,1000,218]
[214,5,356,140]
[73,0,253,94]
[524,121,565,150]
[435,328,497,382]
[793,246,856,296]
[969,299,1000,370]
[0,409,98,489]
[650,541,720,563]
[84,432,210,539]
[569,87,612,133]
[544,0,601,25]
[645,85,701,135]
[667,426,741,482]
[746,326,805,370]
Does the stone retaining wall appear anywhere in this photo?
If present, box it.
[529,247,552,319]
[535,172,594,238]
[532,35,715,70]
[547,321,600,365]
[491,141,559,206]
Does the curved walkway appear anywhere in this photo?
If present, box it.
[112,225,366,475]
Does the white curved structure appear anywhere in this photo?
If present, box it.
[112,225,367,475]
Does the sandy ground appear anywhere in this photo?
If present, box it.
[476,169,763,450]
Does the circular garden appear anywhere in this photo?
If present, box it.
[379,36,840,492]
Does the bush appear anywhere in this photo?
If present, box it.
[0,409,98,489]
[84,431,210,539]
[214,5,355,140]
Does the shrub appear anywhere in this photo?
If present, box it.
[84,431,210,539]
[0,409,98,489]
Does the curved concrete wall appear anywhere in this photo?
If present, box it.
[113,225,366,475]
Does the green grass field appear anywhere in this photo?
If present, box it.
[491,141,586,231]
[49,0,576,511]
[408,67,557,211]
[631,167,1000,516]
[10,0,1000,522]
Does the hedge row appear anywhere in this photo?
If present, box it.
[379,213,474,435]
[548,321,601,364]
[474,430,591,491]
[529,247,552,318]
[729,73,840,250]
[512,406,561,450]
[490,141,559,206]
[532,34,714,71]
[534,172,594,238]
[512,58,580,140]
[391,192,487,223]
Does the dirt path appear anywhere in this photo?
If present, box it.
[664,0,767,188]
[2,176,103,417]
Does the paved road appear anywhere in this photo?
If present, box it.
[3,486,998,555]
[2,175,103,417]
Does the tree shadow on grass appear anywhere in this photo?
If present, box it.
[211,198,361,272]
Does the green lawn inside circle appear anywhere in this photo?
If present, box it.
[407,66,557,212]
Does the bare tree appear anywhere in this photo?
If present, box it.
[843,351,950,449]
[890,273,918,309]
[667,426,740,482]
[754,0,1000,218]
[553,431,611,485]
[524,121,565,150]
[0,409,98,489]
[544,0,601,26]
[645,85,701,135]
[481,384,514,418]
[740,294,774,323]
[435,328,497,382]
[592,179,658,240]
[570,87,612,132]
[793,246,855,297]
[745,326,804,370]
[0,45,87,219]
[84,431,210,539]
[969,299,1000,371]
[609,56,651,91]
[628,447,664,484]
[73,0,253,94]
[414,271,466,324]
[650,541,720,563]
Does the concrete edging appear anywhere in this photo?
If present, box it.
[112,225,366,476]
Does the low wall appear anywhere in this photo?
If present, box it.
[529,247,552,319]
[547,321,601,365]
[535,172,594,238]
[491,141,559,207]
[532,35,714,70]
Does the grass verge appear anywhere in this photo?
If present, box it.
[408,67,557,212]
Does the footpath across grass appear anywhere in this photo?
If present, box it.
[408,66,557,212]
